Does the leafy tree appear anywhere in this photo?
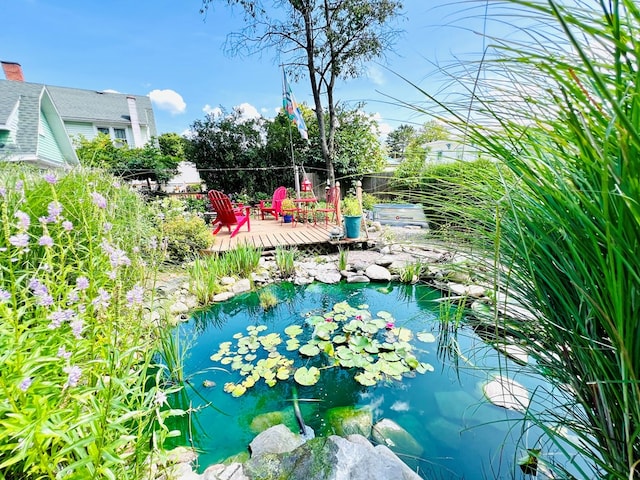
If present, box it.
[386,124,415,161]
[392,120,449,186]
[200,0,402,187]
[158,132,187,159]
[187,107,299,197]
[74,134,180,185]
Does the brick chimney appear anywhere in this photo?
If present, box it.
[1,61,24,81]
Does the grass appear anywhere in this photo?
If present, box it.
[275,246,297,278]
[399,1,640,477]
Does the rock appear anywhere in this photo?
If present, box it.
[324,406,373,437]
[315,270,342,284]
[249,409,297,433]
[294,275,314,285]
[202,462,247,480]
[166,446,198,465]
[433,390,478,421]
[371,419,423,457]
[243,433,421,480]
[213,291,235,302]
[483,376,530,412]
[251,272,271,283]
[231,279,251,294]
[220,276,236,286]
[249,424,305,456]
[447,282,486,298]
[170,301,189,314]
[364,264,391,282]
[380,246,391,255]
[347,275,370,284]
[495,343,529,365]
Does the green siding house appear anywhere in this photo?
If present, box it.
[0,61,157,169]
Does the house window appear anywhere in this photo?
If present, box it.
[97,127,109,135]
[113,128,127,144]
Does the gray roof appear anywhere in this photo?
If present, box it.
[0,81,46,157]
[47,85,156,133]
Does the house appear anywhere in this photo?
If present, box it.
[0,61,157,168]
[424,139,481,165]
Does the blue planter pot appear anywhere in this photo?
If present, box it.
[283,214,293,224]
[343,215,361,239]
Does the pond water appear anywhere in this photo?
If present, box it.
[166,282,565,479]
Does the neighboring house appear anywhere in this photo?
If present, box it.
[424,139,481,165]
[0,61,157,168]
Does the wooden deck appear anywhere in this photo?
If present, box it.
[204,216,338,253]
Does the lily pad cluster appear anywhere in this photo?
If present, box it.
[210,301,435,396]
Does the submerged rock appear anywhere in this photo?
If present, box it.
[371,419,423,457]
[324,406,373,437]
[483,375,530,412]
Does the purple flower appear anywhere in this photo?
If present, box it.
[15,180,23,191]
[355,315,362,321]
[325,317,334,322]
[70,318,84,339]
[63,365,82,387]
[66,290,79,304]
[92,288,111,309]
[14,211,30,230]
[9,233,29,248]
[385,322,395,329]
[37,294,54,307]
[149,237,158,249]
[0,187,6,197]
[0,289,11,303]
[101,240,131,268]
[57,346,72,359]
[103,222,113,232]
[126,285,144,306]
[29,279,48,297]
[112,181,121,188]
[48,309,75,329]
[91,192,107,209]
[43,172,58,184]
[19,377,32,392]
[38,235,54,247]
[62,220,73,231]
[76,277,89,290]
[47,201,63,222]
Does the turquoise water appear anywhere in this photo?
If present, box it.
[167,282,567,478]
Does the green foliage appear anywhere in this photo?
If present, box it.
[341,196,362,216]
[258,290,278,310]
[338,247,349,271]
[360,192,380,211]
[74,134,181,184]
[152,197,212,263]
[398,261,427,284]
[0,165,180,479]
[188,255,224,304]
[221,243,262,278]
[210,300,434,396]
[412,1,640,477]
[275,246,297,277]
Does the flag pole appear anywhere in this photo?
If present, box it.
[283,67,301,198]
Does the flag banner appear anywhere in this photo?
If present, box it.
[283,72,309,141]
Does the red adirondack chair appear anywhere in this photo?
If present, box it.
[315,185,341,226]
[259,186,287,220]
[207,190,251,238]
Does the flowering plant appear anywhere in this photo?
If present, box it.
[0,166,181,479]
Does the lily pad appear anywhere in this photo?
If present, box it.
[286,339,300,351]
[299,344,321,356]
[355,371,378,386]
[294,366,320,386]
[417,332,436,343]
[284,325,303,337]
[260,333,282,348]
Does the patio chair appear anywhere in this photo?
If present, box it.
[259,186,287,220]
[207,190,251,238]
[314,186,340,226]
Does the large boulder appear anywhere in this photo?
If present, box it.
[371,419,423,457]
[483,375,530,412]
[364,264,391,282]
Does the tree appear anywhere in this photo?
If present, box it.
[386,124,415,161]
[74,134,180,185]
[201,0,403,187]
[186,107,300,196]
[158,132,187,159]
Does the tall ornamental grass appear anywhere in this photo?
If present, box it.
[409,1,640,478]
[0,166,181,479]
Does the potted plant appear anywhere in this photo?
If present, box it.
[341,196,362,238]
[281,198,296,223]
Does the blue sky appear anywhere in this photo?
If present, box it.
[2,0,490,137]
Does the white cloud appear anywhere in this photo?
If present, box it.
[149,89,186,115]
[371,112,392,137]
[203,104,222,117]
[367,65,385,86]
[234,102,261,121]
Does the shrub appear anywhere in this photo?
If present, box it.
[152,197,212,263]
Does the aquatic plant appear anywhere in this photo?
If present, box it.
[337,247,349,271]
[275,246,297,277]
[259,289,278,310]
[210,300,435,396]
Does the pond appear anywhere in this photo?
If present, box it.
[166,282,568,479]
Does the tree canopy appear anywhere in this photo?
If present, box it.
[74,134,181,185]
[200,0,403,186]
